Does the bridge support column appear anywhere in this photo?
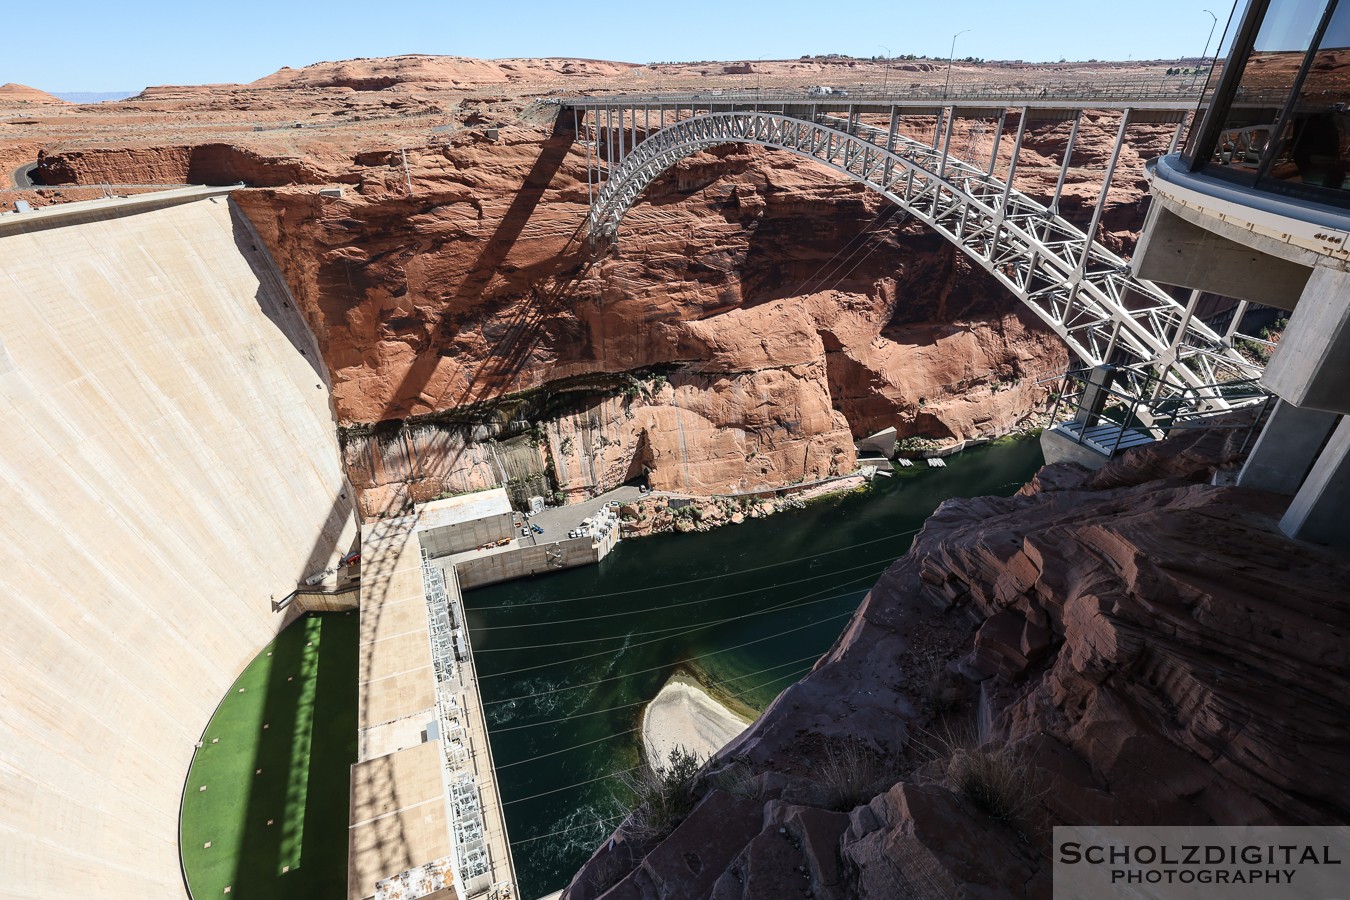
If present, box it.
[1001,107,1029,210]
[1224,299,1250,344]
[987,109,1006,178]
[938,105,956,178]
[605,107,613,169]
[883,108,899,186]
[1080,109,1131,272]
[1168,112,1190,155]
[1050,110,1081,215]
[1280,414,1350,548]
[1075,365,1117,427]
[1238,399,1340,495]
[583,108,593,203]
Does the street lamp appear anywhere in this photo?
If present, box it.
[944,29,970,99]
[1199,9,1219,78]
[879,44,891,96]
[757,54,767,94]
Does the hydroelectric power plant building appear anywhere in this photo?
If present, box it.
[3,3,1350,896]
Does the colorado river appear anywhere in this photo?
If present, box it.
[467,436,1045,897]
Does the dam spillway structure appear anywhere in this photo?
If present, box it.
[0,187,358,897]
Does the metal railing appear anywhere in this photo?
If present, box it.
[1047,363,1274,458]
[560,77,1208,108]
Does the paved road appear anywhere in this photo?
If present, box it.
[11,162,38,188]
[519,484,645,546]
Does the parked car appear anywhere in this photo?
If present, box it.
[531,523,544,534]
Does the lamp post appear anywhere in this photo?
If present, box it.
[756,54,766,94]
[879,44,891,96]
[1199,9,1219,78]
[944,29,970,99]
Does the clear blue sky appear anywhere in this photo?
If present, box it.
[10,0,1240,92]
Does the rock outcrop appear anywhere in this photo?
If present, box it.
[0,83,65,104]
[562,427,1350,898]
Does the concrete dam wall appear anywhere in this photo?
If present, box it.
[0,189,357,898]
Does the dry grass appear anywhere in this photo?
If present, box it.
[711,760,763,802]
[920,651,971,715]
[917,721,1044,839]
[814,737,902,811]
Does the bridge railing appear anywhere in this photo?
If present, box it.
[1047,363,1273,457]
[561,78,1208,107]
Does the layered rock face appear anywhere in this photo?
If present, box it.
[562,428,1350,898]
[233,121,1071,507]
[10,58,1184,505]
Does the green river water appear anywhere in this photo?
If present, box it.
[465,436,1046,898]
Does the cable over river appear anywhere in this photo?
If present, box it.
[464,436,1046,898]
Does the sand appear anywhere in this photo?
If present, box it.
[641,674,752,768]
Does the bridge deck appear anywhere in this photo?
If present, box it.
[560,90,1203,113]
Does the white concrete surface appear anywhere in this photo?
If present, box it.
[0,192,356,899]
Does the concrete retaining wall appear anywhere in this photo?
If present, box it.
[0,191,357,899]
[418,512,515,558]
[455,537,604,590]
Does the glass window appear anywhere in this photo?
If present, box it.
[1187,0,1256,160]
[1205,0,1331,178]
[1260,1,1350,192]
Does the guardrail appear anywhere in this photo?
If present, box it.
[1047,363,1273,458]
[560,78,1210,107]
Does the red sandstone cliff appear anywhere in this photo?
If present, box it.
[561,427,1350,899]
[9,57,1184,505]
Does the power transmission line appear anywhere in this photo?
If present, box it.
[484,607,855,708]
[463,526,920,612]
[470,557,889,631]
[477,577,877,682]
[487,651,825,733]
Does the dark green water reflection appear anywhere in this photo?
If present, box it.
[466,437,1045,898]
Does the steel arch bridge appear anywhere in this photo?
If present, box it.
[561,97,1262,403]
[587,109,1248,391]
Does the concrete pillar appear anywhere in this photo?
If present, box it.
[1237,400,1340,495]
[1281,416,1350,548]
[1264,265,1350,415]
[1074,365,1117,426]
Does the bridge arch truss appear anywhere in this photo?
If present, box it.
[564,98,1261,401]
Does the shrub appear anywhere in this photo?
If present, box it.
[921,652,970,714]
[617,747,704,840]
[711,760,763,802]
[919,722,1042,837]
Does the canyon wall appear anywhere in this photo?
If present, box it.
[562,426,1350,899]
[227,113,1090,509]
[0,191,356,899]
[15,71,1176,513]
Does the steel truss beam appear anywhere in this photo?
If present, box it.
[579,106,1259,405]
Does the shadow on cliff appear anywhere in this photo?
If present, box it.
[393,111,587,422]
[228,107,589,867]
[228,198,328,383]
[350,110,599,496]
